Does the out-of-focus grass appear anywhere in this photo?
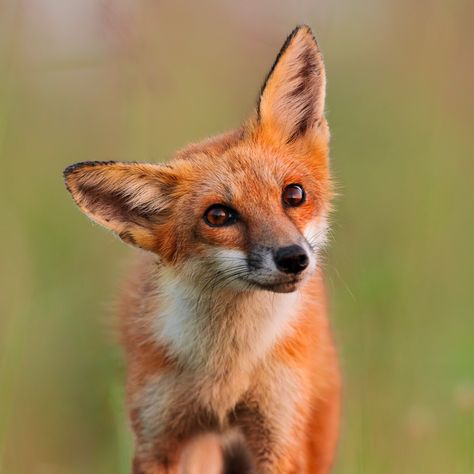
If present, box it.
[1,1,473,473]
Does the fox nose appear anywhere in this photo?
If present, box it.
[274,245,309,274]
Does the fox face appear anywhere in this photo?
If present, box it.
[64,25,331,295]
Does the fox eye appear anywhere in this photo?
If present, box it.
[204,205,237,227]
[282,184,305,207]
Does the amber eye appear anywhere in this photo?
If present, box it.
[204,205,237,227]
[282,184,305,207]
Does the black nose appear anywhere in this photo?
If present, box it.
[273,245,309,274]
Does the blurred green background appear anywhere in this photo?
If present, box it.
[1,0,473,473]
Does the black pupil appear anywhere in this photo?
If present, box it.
[284,185,304,206]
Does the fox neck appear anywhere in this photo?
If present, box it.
[154,265,302,376]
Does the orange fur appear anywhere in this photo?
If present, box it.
[64,25,340,473]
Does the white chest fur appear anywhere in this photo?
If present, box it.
[150,268,302,412]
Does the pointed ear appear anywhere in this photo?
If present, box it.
[257,25,327,143]
[64,161,182,252]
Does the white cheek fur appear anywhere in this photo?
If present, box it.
[213,248,247,273]
[303,217,329,250]
[156,268,200,362]
[302,217,329,272]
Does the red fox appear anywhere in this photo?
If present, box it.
[64,25,340,474]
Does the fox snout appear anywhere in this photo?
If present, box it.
[243,236,316,293]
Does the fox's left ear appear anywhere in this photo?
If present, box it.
[256,25,327,143]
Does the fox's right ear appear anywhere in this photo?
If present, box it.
[256,25,327,144]
[64,161,184,252]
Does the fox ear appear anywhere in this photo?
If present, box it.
[64,161,182,252]
[257,25,327,143]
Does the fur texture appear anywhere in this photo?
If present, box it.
[64,25,340,473]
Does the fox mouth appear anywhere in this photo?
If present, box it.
[251,277,303,293]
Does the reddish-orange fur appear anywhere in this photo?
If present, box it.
[65,25,340,473]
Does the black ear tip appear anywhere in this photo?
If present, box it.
[293,24,313,35]
[276,25,318,57]
[63,160,117,179]
[293,24,318,44]
[63,162,80,178]
[295,24,311,32]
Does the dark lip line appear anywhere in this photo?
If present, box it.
[251,279,302,291]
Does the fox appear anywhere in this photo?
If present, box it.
[64,25,340,474]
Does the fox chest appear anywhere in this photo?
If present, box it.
[133,368,253,442]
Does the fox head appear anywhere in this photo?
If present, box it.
[64,25,331,294]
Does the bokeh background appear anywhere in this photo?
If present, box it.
[1,0,473,472]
